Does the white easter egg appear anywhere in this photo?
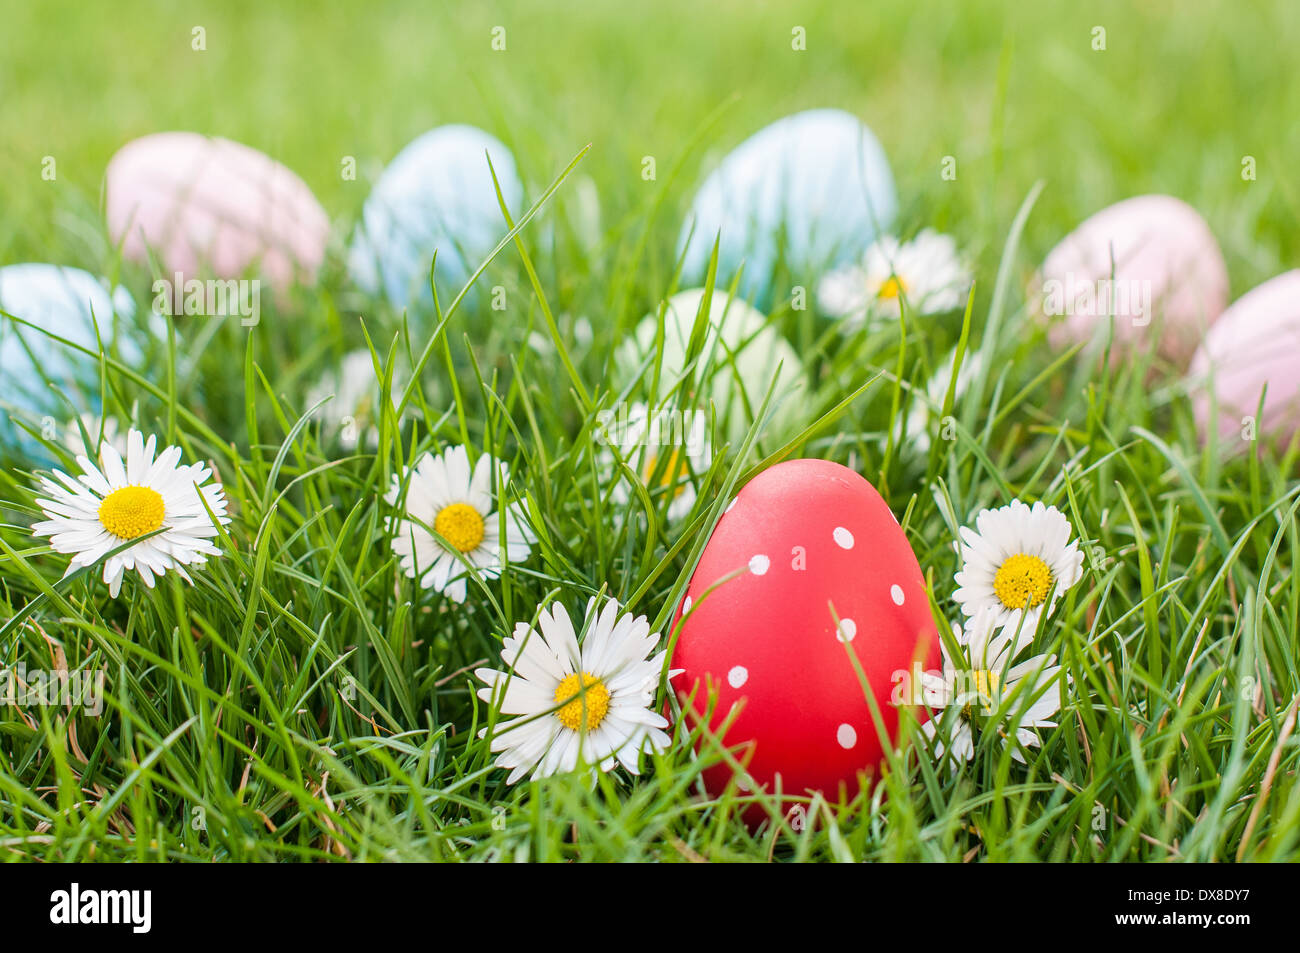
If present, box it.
[306,348,407,449]
[619,287,804,442]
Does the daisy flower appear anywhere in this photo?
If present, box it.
[918,610,1063,764]
[952,500,1085,634]
[903,347,983,455]
[63,413,129,459]
[385,445,533,604]
[307,349,405,449]
[475,597,671,783]
[31,428,229,598]
[602,401,711,522]
[817,229,970,324]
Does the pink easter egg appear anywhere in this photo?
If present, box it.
[1189,270,1300,449]
[106,132,329,289]
[1034,195,1228,364]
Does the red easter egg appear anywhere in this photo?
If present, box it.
[670,459,939,822]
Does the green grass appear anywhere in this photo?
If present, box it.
[2,0,1300,862]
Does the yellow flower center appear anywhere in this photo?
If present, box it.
[879,274,907,300]
[553,672,611,733]
[97,485,166,540]
[433,502,485,553]
[962,669,1002,717]
[643,450,688,499]
[993,553,1054,610]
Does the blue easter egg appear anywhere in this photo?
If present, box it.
[348,125,524,312]
[677,109,897,308]
[0,263,140,453]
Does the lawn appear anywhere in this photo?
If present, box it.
[1,0,1298,862]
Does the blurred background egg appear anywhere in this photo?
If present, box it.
[1033,194,1228,364]
[676,108,897,309]
[348,125,523,312]
[618,287,804,443]
[0,263,142,454]
[1188,270,1300,449]
[305,348,408,449]
[106,132,330,292]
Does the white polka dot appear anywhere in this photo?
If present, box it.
[725,497,738,513]
[833,526,855,549]
[836,618,857,643]
[748,554,770,576]
[736,772,753,792]
[836,723,857,749]
[682,596,692,615]
[727,665,748,688]
[890,584,905,606]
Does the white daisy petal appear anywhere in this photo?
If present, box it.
[386,445,534,600]
[951,499,1084,635]
[921,625,1070,770]
[476,596,670,784]
[603,402,713,524]
[306,349,407,449]
[820,229,971,327]
[30,428,229,599]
